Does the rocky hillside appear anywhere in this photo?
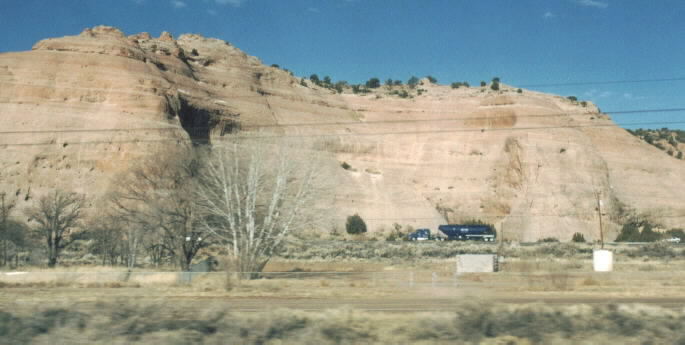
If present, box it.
[1,26,683,241]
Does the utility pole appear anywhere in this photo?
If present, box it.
[595,191,604,249]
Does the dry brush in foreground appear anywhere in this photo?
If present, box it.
[1,302,685,344]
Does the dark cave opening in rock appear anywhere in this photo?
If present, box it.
[178,98,212,145]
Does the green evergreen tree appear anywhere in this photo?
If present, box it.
[346,214,367,235]
[407,76,419,88]
[365,77,381,89]
[571,232,586,243]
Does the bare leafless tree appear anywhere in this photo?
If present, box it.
[195,143,318,278]
[0,192,16,266]
[109,147,210,271]
[89,215,124,266]
[25,190,85,267]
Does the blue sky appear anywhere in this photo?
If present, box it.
[2,0,684,129]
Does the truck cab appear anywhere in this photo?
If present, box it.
[407,228,432,241]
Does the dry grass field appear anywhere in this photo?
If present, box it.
[2,242,685,344]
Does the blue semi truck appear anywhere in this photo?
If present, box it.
[407,224,496,242]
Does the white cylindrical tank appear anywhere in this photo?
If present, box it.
[593,249,613,272]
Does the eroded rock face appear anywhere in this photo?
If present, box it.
[0,26,683,240]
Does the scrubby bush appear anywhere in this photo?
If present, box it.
[572,232,586,243]
[537,237,560,243]
[334,81,346,93]
[615,219,662,242]
[365,77,380,89]
[407,76,419,88]
[346,214,367,235]
[567,96,578,102]
[628,242,676,258]
[480,81,486,87]
[490,81,500,91]
[309,74,320,84]
[340,161,352,170]
[517,88,522,93]
[426,75,437,83]
[667,228,685,239]
[534,243,582,258]
[300,79,308,87]
[5,302,685,344]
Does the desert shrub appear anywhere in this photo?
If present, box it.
[492,77,500,83]
[393,80,402,85]
[580,101,588,107]
[385,226,406,241]
[534,243,579,258]
[567,96,578,102]
[300,79,308,87]
[398,90,409,98]
[616,219,662,242]
[451,82,461,89]
[270,64,279,68]
[426,75,437,83]
[628,242,676,259]
[407,76,419,88]
[490,81,500,91]
[480,81,486,87]
[559,148,567,153]
[340,162,352,170]
[322,76,332,87]
[5,303,685,344]
[571,232,585,243]
[385,78,393,86]
[638,223,661,242]
[537,237,559,243]
[667,228,685,239]
[309,74,320,84]
[346,214,367,235]
[678,152,684,159]
[365,77,380,89]
[517,88,522,93]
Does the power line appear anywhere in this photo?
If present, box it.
[1,107,684,136]
[3,120,685,147]
[519,77,685,88]
[329,214,685,221]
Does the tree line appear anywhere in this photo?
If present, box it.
[0,141,319,279]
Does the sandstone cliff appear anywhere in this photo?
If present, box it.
[1,26,683,240]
